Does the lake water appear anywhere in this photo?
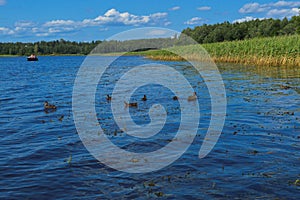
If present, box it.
[0,56,299,199]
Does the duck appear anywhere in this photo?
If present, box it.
[44,101,57,110]
[124,101,138,107]
[58,115,64,121]
[106,94,112,101]
[187,92,197,101]
[141,95,147,101]
[280,85,291,90]
[173,96,178,100]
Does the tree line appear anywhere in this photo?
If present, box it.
[0,15,299,55]
[181,15,300,44]
[0,39,101,55]
[0,37,183,55]
[91,38,181,54]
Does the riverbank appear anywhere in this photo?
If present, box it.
[133,35,300,67]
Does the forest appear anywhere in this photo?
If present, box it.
[0,39,102,56]
[182,15,300,44]
[0,15,299,56]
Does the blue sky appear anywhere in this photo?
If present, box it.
[0,0,299,42]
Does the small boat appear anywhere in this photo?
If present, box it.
[27,54,38,61]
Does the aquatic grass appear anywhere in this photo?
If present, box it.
[202,35,300,67]
[65,154,72,165]
[137,35,300,67]
[294,179,300,186]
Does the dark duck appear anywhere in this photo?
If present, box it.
[44,101,57,111]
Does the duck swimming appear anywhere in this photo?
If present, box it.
[141,95,147,101]
[187,92,197,101]
[124,101,138,107]
[106,94,112,101]
[44,101,57,110]
[173,96,178,100]
[280,85,291,90]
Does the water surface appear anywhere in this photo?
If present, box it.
[0,56,299,199]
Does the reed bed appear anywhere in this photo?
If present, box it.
[138,35,300,67]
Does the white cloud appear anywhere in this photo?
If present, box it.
[233,16,256,23]
[197,6,211,11]
[14,21,35,28]
[36,32,50,37]
[239,2,269,14]
[31,28,39,33]
[233,16,266,23]
[184,17,204,25]
[239,1,300,18]
[81,19,99,26]
[39,9,168,36]
[150,12,168,19]
[94,9,167,26]
[272,1,300,7]
[0,27,14,35]
[0,0,6,6]
[169,6,180,11]
[48,27,75,33]
[267,7,300,17]
[164,21,172,26]
[13,21,36,34]
[0,8,170,38]
[44,20,78,27]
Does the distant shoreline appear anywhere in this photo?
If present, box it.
[1,35,299,67]
[0,54,85,57]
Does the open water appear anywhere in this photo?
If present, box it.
[0,56,299,199]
